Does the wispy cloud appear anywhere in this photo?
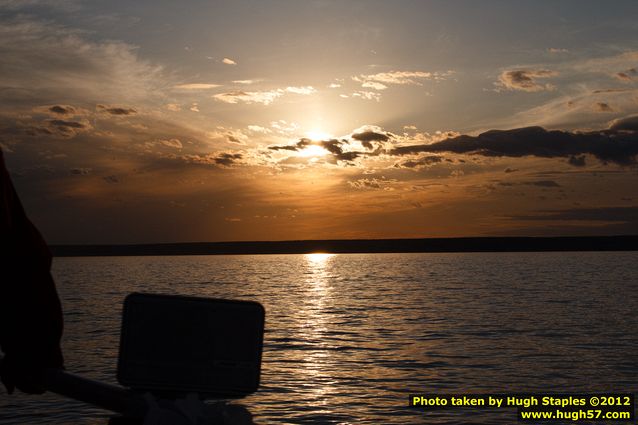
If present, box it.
[232,79,257,85]
[222,57,237,65]
[0,18,163,106]
[547,47,569,54]
[350,91,381,101]
[212,86,316,105]
[173,83,221,90]
[354,70,452,88]
[159,138,183,149]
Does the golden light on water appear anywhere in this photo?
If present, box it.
[305,253,336,263]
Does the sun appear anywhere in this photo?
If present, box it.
[296,129,333,158]
[305,129,332,141]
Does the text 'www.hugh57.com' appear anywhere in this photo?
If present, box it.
[408,394,634,422]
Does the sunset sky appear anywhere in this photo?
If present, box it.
[1,0,637,244]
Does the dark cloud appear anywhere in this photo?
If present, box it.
[269,138,363,162]
[351,130,390,149]
[214,153,242,167]
[269,144,299,152]
[609,115,638,132]
[97,104,137,115]
[103,175,119,183]
[39,119,91,137]
[568,155,586,167]
[48,119,85,129]
[389,124,638,166]
[49,105,76,115]
[394,155,443,169]
[513,206,638,224]
[504,167,518,173]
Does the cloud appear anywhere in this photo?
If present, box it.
[609,115,638,131]
[214,152,242,166]
[213,90,282,105]
[159,138,183,149]
[47,104,77,115]
[354,70,451,88]
[70,167,92,175]
[512,206,638,225]
[205,128,248,145]
[389,123,638,165]
[173,83,221,90]
[394,155,443,169]
[351,127,392,149]
[34,118,91,137]
[568,155,586,167]
[361,81,388,90]
[614,68,636,82]
[614,72,632,82]
[0,18,163,107]
[212,86,316,105]
[350,91,381,101]
[232,79,257,85]
[222,58,237,65]
[548,48,569,54]
[247,125,271,134]
[97,104,137,115]
[165,103,181,112]
[592,88,631,94]
[269,138,362,162]
[284,86,315,95]
[594,102,613,112]
[496,69,558,92]
[348,177,396,190]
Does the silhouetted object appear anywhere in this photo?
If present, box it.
[118,293,265,399]
[0,149,64,394]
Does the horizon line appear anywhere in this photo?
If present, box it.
[50,235,638,257]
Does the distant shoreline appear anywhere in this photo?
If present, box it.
[50,235,638,257]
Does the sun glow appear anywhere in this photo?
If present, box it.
[297,144,329,157]
[305,129,333,141]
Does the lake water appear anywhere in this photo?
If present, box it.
[1,252,637,424]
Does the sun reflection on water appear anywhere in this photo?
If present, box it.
[305,252,336,264]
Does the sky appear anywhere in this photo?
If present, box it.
[1,0,637,244]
